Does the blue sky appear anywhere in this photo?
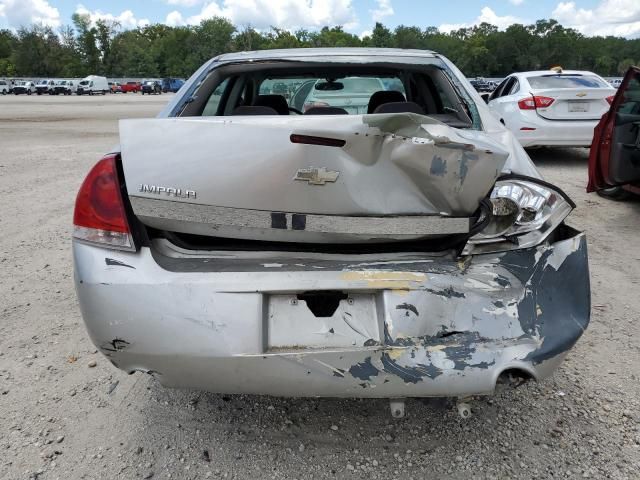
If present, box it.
[1,0,639,38]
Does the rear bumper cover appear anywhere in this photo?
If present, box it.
[73,227,590,398]
[512,115,598,147]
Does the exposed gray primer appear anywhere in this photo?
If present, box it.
[349,357,379,381]
[396,303,419,316]
[430,156,448,177]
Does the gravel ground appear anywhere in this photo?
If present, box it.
[0,94,639,480]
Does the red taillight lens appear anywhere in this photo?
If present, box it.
[606,95,615,105]
[73,155,135,251]
[534,96,555,108]
[517,97,536,110]
[518,96,555,110]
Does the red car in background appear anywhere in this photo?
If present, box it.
[588,66,640,199]
[121,81,141,93]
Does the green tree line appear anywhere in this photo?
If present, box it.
[0,15,638,79]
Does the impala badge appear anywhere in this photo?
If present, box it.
[139,184,197,199]
[294,167,340,185]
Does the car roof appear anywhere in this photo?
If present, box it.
[214,48,437,63]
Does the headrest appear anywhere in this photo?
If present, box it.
[254,95,289,115]
[232,105,278,115]
[367,90,406,114]
[373,101,426,115]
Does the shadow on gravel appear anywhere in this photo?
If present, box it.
[128,377,569,475]
[526,147,589,167]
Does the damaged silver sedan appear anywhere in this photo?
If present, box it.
[72,48,590,417]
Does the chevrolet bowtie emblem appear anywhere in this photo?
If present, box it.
[576,92,587,97]
[294,167,340,185]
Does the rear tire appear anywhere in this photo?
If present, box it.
[597,186,631,201]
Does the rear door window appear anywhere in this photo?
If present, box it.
[202,78,230,116]
[617,73,640,115]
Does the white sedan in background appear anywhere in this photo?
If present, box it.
[487,69,615,148]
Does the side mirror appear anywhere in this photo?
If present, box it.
[480,93,491,104]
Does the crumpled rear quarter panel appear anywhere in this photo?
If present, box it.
[73,228,590,398]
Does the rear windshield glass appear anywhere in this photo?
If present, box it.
[187,59,479,129]
[527,75,609,89]
[256,76,404,113]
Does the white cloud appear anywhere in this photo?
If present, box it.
[509,0,524,5]
[439,7,526,32]
[165,10,186,27]
[552,0,640,38]
[0,0,61,28]
[184,0,357,30]
[75,4,150,29]
[371,0,393,23]
[167,0,204,6]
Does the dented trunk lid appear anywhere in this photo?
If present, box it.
[120,114,509,243]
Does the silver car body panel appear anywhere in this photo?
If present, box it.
[121,114,509,242]
[75,49,589,399]
[73,227,589,397]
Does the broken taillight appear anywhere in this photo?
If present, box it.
[518,96,555,110]
[73,155,135,251]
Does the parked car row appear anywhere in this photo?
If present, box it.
[1,76,184,96]
[107,78,185,95]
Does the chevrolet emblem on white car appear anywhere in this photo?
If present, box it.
[294,167,340,185]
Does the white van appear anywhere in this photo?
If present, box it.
[36,79,56,95]
[0,79,9,94]
[77,75,109,95]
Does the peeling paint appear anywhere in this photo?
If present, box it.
[349,357,379,381]
[430,156,447,176]
[101,338,130,353]
[395,303,419,316]
[340,271,426,289]
[424,286,465,299]
[105,258,135,269]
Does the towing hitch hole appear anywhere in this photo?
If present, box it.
[296,291,348,317]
